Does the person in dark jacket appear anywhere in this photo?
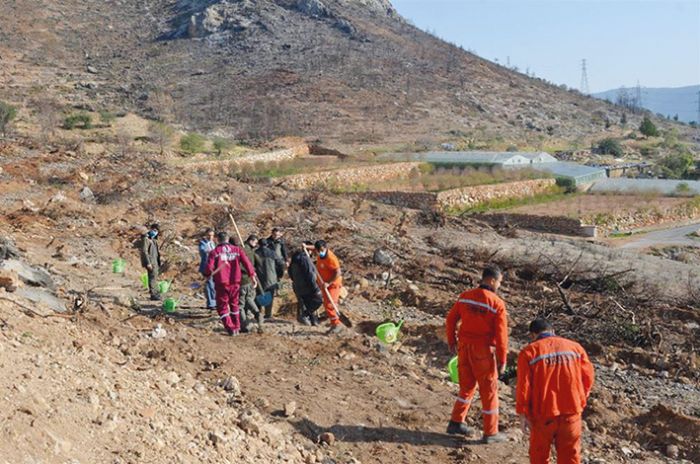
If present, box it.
[239,235,263,333]
[255,238,284,319]
[267,228,289,265]
[140,223,162,301]
[198,228,216,310]
[288,242,322,326]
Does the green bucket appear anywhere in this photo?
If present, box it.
[447,356,459,384]
[158,280,171,294]
[140,273,149,289]
[112,258,125,274]
[163,298,177,313]
[375,320,404,344]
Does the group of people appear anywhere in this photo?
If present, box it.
[142,224,595,462]
[196,227,345,336]
[140,224,345,336]
[446,265,595,464]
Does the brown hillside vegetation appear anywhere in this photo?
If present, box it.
[0,0,667,145]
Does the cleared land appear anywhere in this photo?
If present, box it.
[506,194,689,218]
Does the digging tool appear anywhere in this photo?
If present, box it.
[303,245,353,328]
[227,212,273,308]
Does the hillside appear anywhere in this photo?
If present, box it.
[1,135,699,463]
[594,85,700,123]
[0,0,669,146]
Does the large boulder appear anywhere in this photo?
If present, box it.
[16,288,66,313]
[297,0,329,17]
[373,248,395,267]
[0,236,20,261]
[0,259,56,290]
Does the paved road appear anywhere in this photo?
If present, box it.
[620,222,700,249]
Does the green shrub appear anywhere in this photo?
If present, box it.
[639,116,659,137]
[0,101,18,137]
[659,152,694,179]
[555,177,577,193]
[99,111,116,125]
[675,183,691,195]
[63,113,92,129]
[212,137,232,156]
[597,138,623,157]
[180,133,206,154]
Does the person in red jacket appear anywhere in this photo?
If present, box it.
[445,265,508,443]
[204,231,257,336]
[516,319,595,464]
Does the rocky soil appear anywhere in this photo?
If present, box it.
[1,136,699,463]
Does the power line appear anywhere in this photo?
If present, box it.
[635,80,643,108]
[580,59,589,95]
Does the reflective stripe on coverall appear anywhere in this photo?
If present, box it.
[446,286,508,436]
[516,334,595,464]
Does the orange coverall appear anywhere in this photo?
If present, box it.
[316,249,342,327]
[516,334,595,464]
[446,286,508,436]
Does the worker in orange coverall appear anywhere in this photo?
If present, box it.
[516,318,595,464]
[312,240,343,335]
[445,265,508,444]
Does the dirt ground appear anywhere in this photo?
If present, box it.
[1,138,699,464]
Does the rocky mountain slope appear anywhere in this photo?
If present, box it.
[0,0,660,144]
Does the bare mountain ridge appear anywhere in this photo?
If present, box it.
[0,0,657,144]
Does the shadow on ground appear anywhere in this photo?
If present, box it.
[292,417,477,448]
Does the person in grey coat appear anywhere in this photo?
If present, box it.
[255,238,284,319]
[238,234,263,333]
[140,223,162,301]
[198,228,216,310]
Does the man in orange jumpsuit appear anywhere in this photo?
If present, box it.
[446,265,508,443]
[516,319,595,464]
[313,240,343,335]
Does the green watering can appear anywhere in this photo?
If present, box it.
[375,320,404,344]
[112,259,125,273]
[447,356,459,384]
[163,298,177,313]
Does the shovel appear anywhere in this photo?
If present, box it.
[303,245,353,328]
[228,212,273,308]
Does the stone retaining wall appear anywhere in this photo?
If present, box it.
[359,191,437,209]
[435,178,557,209]
[183,145,310,173]
[279,162,422,190]
[584,199,700,234]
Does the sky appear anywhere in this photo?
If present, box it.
[391,0,700,93]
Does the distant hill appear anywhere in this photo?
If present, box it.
[0,0,684,144]
[593,85,700,123]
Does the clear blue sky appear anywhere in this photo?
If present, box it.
[391,0,700,93]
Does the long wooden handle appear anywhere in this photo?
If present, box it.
[228,212,262,292]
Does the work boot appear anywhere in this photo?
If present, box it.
[150,295,161,301]
[482,432,507,444]
[226,328,239,337]
[310,313,319,326]
[301,316,311,326]
[327,325,343,335]
[446,421,471,436]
